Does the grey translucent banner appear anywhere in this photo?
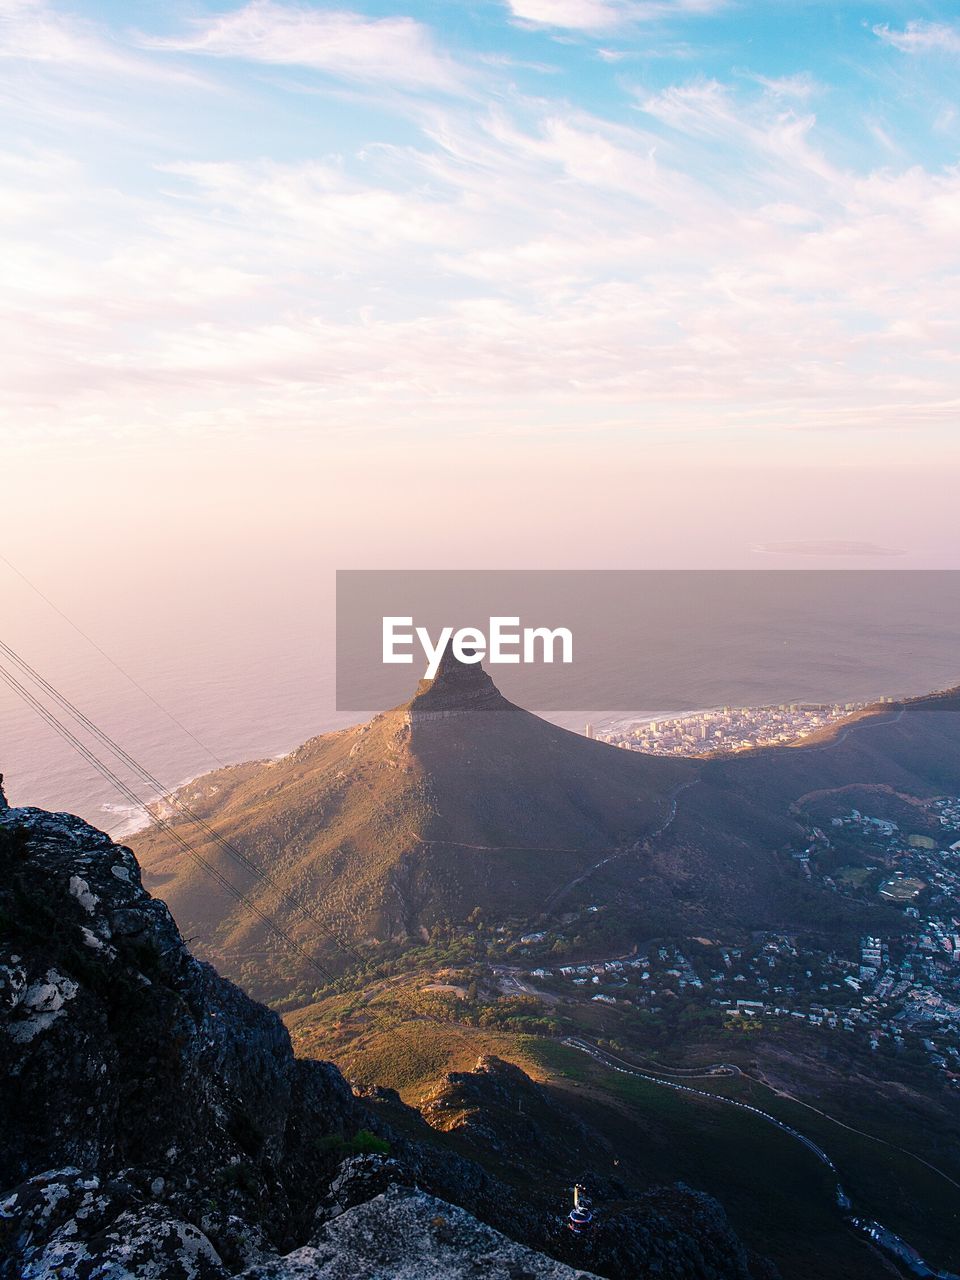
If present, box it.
[336,570,960,715]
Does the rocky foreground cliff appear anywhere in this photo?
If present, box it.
[0,784,771,1280]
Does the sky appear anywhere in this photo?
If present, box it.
[2,0,960,816]
[2,0,960,574]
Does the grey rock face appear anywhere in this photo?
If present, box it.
[241,1186,598,1280]
[0,806,360,1277]
[3,1168,225,1280]
[312,1152,408,1226]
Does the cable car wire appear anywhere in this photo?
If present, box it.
[0,659,336,985]
[0,552,227,768]
[0,636,365,969]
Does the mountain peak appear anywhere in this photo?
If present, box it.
[408,646,508,721]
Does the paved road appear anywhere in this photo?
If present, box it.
[798,703,906,754]
[563,1036,840,1178]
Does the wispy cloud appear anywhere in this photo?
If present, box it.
[752,72,820,102]
[1,0,959,474]
[505,0,726,34]
[142,1,467,93]
[874,21,960,56]
[0,0,199,81]
[636,78,839,188]
[506,0,627,30]
[5,67,960,450]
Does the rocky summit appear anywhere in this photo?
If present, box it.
[0,782,768,1280]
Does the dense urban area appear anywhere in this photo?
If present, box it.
[587,700,888,755]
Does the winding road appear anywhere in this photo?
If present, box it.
[803,703,907,753]
[563,1036,841,1179]
[562,1036,959,1278]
